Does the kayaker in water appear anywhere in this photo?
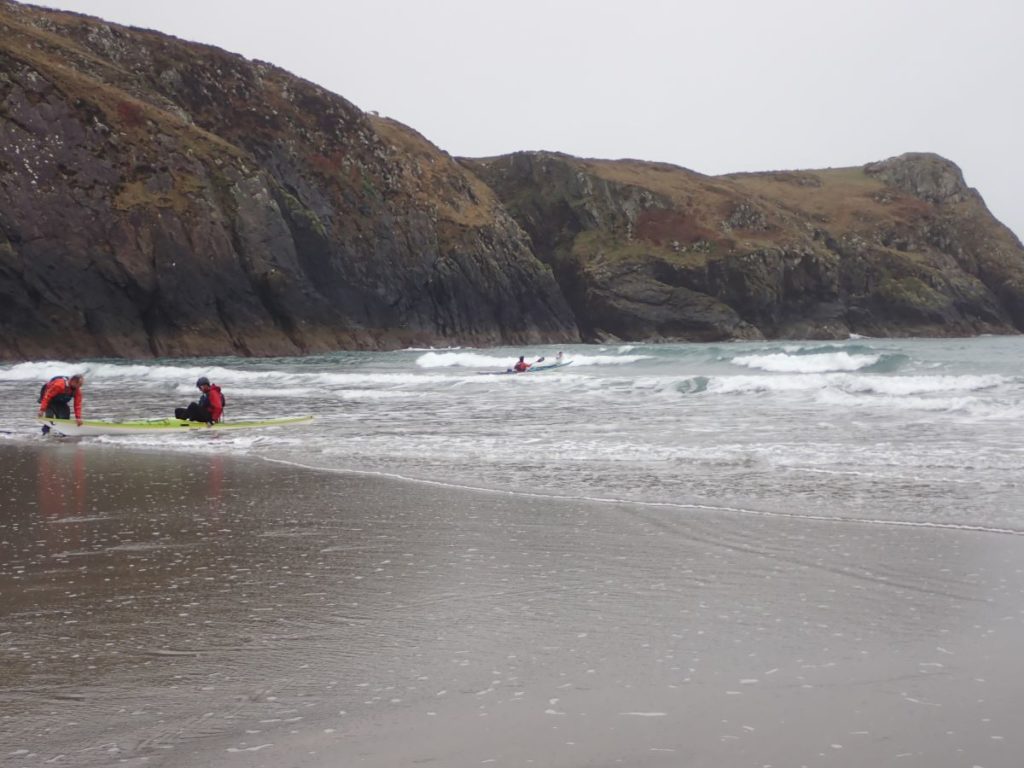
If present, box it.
[510,355,549,373]
[175,376,224,423]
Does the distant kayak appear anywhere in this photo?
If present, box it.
[39,415,314,437]
[527,361,573,372]
[479,361,573,376]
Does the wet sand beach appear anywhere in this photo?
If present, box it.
[1,441,1023,767]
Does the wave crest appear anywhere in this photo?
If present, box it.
[732,351,882,373]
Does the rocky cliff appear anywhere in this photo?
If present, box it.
[0,0,578,359]
[3,1,1023,360]
[461,152,1024,341]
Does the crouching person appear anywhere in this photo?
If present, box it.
[38,374,85,426]
[175,376,224,424]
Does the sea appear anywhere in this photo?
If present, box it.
[2,335,1022,534]
[3,335,1024,767]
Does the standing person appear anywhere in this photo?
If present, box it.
[175,377,224,424]
[38,374,85,426]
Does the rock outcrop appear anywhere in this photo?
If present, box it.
[462,152,1024,341]
[0,0,578,359]
[2,0,1023,360]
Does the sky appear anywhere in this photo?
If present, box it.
[38,0,1024,241]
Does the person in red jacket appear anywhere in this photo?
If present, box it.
[38,374,85,426]
[175,377,224,424]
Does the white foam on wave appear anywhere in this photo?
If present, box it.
[6,353,652,393]
[224,386,413,401]
[842,373,1005,396]
[819,388,973,413]
[416,351,516,368]
[817,388,1024,417]
[416,350,652,369]
[710,374,830,394]
[173,368,432,388]
[0,361,87,380]
[709,372,1009,397]
[579,375,706,399]
[0,360,250,382]
[219,387,316,399]
[732,351,880,373]
[90,432,265,452]
[3,360,445,390]
[569,353,652,366]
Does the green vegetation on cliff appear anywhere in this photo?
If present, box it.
[462,152,1024,341]
[0,0,577,359]
[1,0,1022,359]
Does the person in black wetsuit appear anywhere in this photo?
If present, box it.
[175,377,225,423]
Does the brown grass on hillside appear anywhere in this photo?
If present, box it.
[725,167,929,233]
[370,116,499,228]
[578,158,716,202]
[571,158,933,240]
[634,209,723,247]
[1,7,243,160]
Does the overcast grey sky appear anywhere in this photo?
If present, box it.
[43,0,1024,240]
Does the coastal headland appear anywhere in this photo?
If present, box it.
[2,0,1024,359]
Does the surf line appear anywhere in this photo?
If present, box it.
[259,457,1024,538]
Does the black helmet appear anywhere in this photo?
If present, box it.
[196,376,210,388]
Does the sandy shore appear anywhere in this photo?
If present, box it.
[1,440,1023,767]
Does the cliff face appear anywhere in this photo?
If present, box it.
[461,152,1024,341]
[3,1,1023,360]
[0,1,578,359]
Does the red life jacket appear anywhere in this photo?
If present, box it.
[39,376,82,419]
[203,383,225,422]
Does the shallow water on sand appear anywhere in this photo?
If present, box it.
[3,337,1023,535]
[2,443,1023,767]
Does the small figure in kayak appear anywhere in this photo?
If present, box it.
[38,374,85,426]
[555,351,565,362]
[513,356,531,373]
[175,377,224,424]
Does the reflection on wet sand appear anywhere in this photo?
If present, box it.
[2,442,449,766]
[2,442,1024,768]
[38,445,87,519]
